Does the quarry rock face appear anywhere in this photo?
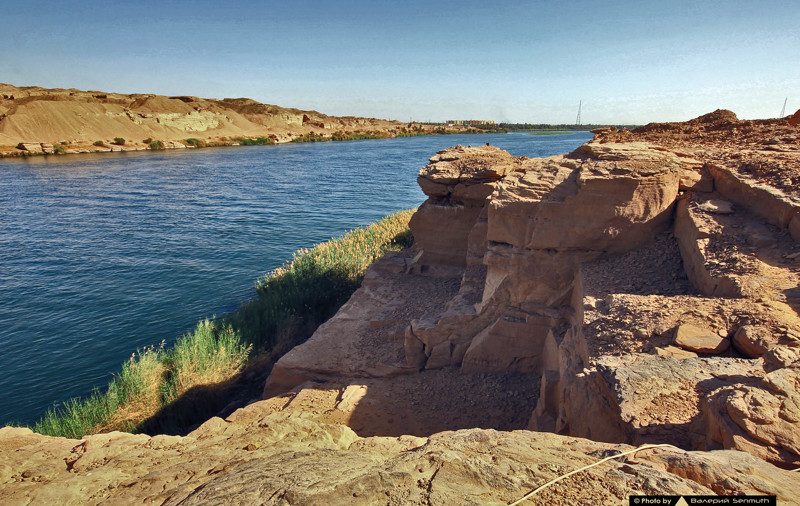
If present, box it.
[264,110,800,471]
[5,111,800,501]
[405,141,681,377]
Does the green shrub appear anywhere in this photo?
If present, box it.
[93,140,106,147]
[142,138,153,144]
[149,140,164,150]
[112,137,125,146]
[184,138,206,148]
[231,136,273,146]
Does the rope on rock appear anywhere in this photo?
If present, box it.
[508,443,685,505]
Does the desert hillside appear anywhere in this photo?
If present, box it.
[3,110,800,503]
[0,83,448,154]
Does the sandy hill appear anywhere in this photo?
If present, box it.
[0,83,415,151]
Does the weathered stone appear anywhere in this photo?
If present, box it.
[2,387,797,504]
[732,325,775,358]
[409,145,517,272]
[679,167,714,192]
[697,198,734,214]
[16,142,43,153]
[788,109,800,126]
[707,162,800,230]
[655,345,699,359]
[674,324,730,353]
[701,354,800,467]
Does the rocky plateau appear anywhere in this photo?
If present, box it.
[3,110,800,504]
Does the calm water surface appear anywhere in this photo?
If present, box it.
[0,131,592,425]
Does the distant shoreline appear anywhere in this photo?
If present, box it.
[0,128,501,159]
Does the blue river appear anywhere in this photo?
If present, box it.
[0,130,592,425]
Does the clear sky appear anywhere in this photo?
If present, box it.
[3,0,798,124]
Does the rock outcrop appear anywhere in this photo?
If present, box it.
[2,385,797,504]
[265,110,800,470]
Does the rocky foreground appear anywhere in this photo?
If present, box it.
[0,83,443,155]
[3,110,800,504]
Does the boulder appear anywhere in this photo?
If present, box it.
[732,325,775,358]
[673,324,730,354]
[16,142,43,153]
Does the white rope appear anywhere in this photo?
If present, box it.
[508,443,685,505]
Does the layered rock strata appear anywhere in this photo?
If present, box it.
[265,111,800,469]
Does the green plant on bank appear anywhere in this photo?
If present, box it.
[184,138,206,148]
[142,138,153,144]
[30,209,415,438]
[93,140,106,147]
[112,137,126,146]
[231,136,274,146]
[149,140,165,150]
[52,143,68,155]
[290,132,328,143]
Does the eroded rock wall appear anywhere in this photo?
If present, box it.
[262,111,800,469]
[406,141,681,376]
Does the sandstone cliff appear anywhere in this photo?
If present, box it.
[0,83,436,154]
[3,111,800,503]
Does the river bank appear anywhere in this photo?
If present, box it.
[0,127,495,158]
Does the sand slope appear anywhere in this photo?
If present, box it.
[0,83,405,148]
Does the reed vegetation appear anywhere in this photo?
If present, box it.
[31,209,414,438]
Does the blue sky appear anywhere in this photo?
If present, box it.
[3,0,798,124]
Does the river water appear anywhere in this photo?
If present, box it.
[0,131,592,425]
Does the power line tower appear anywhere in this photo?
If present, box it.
[780,97,787,118]
[576,100,582,125]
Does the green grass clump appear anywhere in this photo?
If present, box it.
[93,140,106,147]
[231,137,274,146]
[112,137,126,145]
[29,209,415,437]
[149,140,165,150]
[34,343,165,437]
[159,321,250,404]
[184,138,206,148]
